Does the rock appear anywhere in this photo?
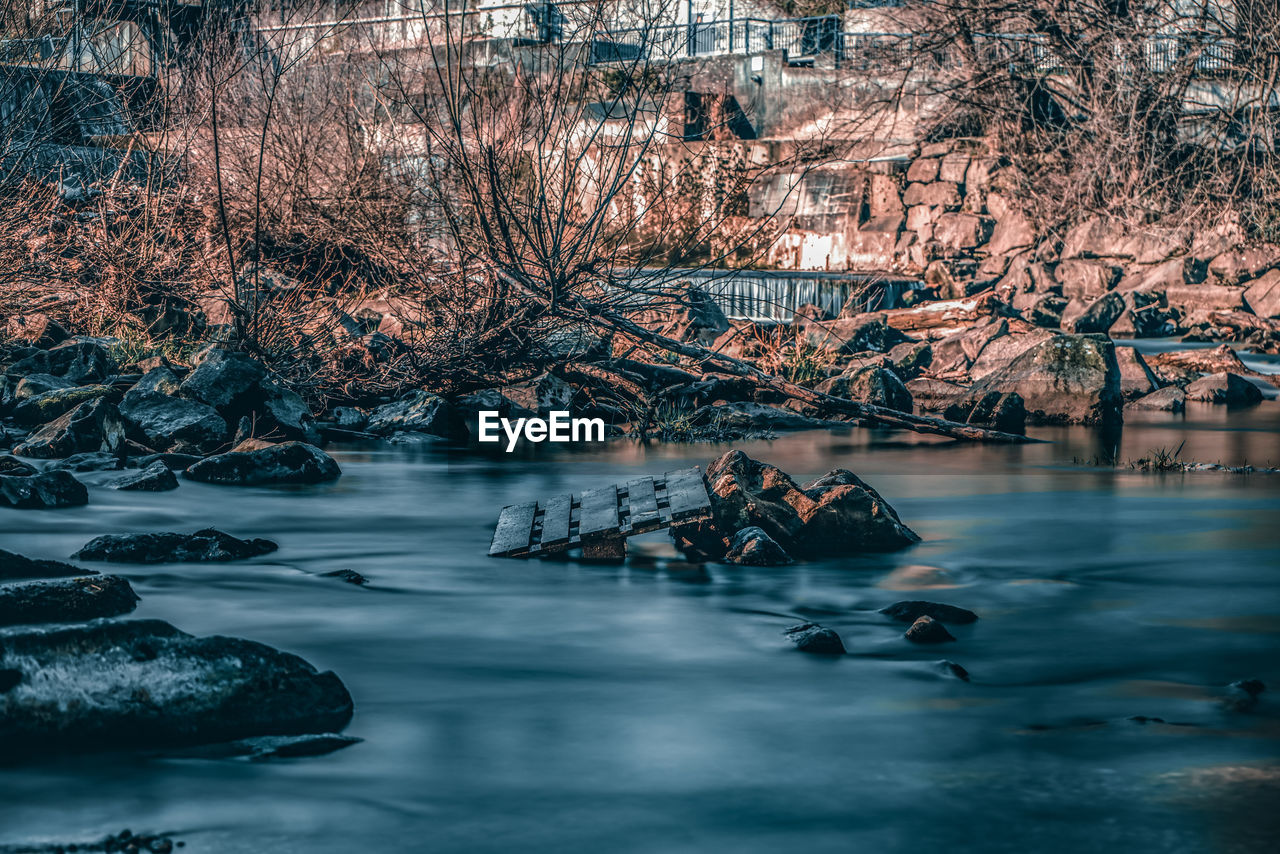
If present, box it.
[967,328,1057,380]
[942,391,1026,434]
[119,371,228,454]
[1064,292,1126,334]
[502,373,577,418]
[1060,217,1130,260]
[132,452,203,471]
[640,286,730,344]
[320,568,369,586]
[0,575,138,627]
[679,452,918,560]
[330,406,368,429]
[259,381,319,442]
[935,660,971,681]
[985,210,1035,256]
[1243,269,1280,319]
[11,372,74,400]
[182,732,362,761]
[0,548,93,580]
[1125,386,1186,412]
[904,615,956,643]
[73,528,278,563]
[903,181,961,209]
[455,389,538,436]
[969,334,1122,425]
[179,348,267,412]
[184,441,341,486]
[0,456,37,476]
[809,315,911,354]
[1184,372,1263,405]
[10,384,112,426]
[112,461,179,491]
[1209,246,1280,284]
[1114,346,1159,399]
[5,339,117,384]
[723,527,793,566]
[783,623,846,655]
[0,470,88,509]
[1163,283,1247,326]
[1145,344,1254,377]
[881,600,979,624]
[47,451,124,472]
[12,397,120,458]
[817,366,913,412]
[1223,679,1266,713]
[0,619,353,760]
[887,340,932,380]
[691,402,833,432]
[365,390,466,439]
[931,319,1010,375]
[933,213,995,252]
[906,158,940,183]
[1055,259,1122,301]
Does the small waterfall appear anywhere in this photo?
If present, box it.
[648,268,917,321]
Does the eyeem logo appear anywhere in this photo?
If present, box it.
[477,411,605,452]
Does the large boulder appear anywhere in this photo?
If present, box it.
[12,397,122,458]
[0,575,138,627]
[0,619,353,760]
[1185,372,1263,405]
[1208,245,1280,285]
[817,366,913,412]
[969,334,1122,425]
[677,451,919,560]
[365,390,467,439]
[1243,269,1280,319]
[1064,292,1126,334]
[179,349,266,412]
[10,384,111,426]
[184,441,340,486]
[73,528,278,563]
[0,470,88,509]
[119,370,228,454]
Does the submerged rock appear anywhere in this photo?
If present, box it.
[0,575,138,627]
[320,568,369,586]
[184,441,341,486]
[904,615,957,643]
[1184,372,1263,405]
[784,623,846,655]
[0,618,354,759]
[935,660,971,682]
[0,456,38,477]
[880,600,979,625]
[46,450,124,472]
[73,528,278,563]
[1223,679,1266,713]
[111,461,179,491]
[723,527,793,566]
[0,470,88,509]
[174,732,362,761]
[0,548,94,581]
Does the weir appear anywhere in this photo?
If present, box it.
[648,267,918,322]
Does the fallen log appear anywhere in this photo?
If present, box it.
[578,303,1038,444]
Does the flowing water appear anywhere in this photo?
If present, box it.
[2,398,1279,853]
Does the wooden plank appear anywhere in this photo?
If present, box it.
[663,467,712,522]
[488,501,538,557]
[624,476,660,532]
[578,484,619,541]
[536,493,573,551]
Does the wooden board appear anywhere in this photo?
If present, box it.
[488,501,538,557]
[623,477,659,533]
[577,484,620,542]
[488,467,713,559]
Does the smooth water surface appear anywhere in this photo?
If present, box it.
[1,402,1279,853]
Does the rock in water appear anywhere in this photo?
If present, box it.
[1126,386,1186,412]
[183,441,341,486]
[0,470,89,509]
[118,371,228,454]
[73,528,278,563]
[11,384,112,426]
[365,390,467,440]
[674,451,919,560]
[111,461,179,491]
[320,569,369,586]
[784,623,847,655]
[0,575,138,627]
[0,548,94,580]
[0,619,354,760]
[904,615,957,643]
[935,660,971,681]
[1184,372,1263,405]
[881,601,979,625]
[12,397,121,458]
[969,333,1122,425]
[723,527,793,566]
[0,456,38,477]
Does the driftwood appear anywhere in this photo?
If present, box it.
[867,290,1013,334]
[579,303,1038,444]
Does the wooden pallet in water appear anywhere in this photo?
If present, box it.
[488,467,713,559]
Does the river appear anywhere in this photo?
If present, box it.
[1,393,1278,852]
